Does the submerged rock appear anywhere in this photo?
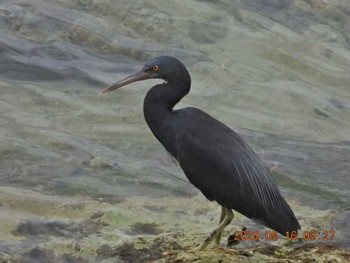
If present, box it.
[14,218,107,238]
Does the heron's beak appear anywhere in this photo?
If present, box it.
[99,69,152,94]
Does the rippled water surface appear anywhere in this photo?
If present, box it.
[0,0,350,261]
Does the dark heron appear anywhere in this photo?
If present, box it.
[100,56,300,250]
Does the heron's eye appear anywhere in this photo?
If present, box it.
[152,65,159,71]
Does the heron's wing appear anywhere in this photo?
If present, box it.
[175,129,280,210]
[174,122,300,234]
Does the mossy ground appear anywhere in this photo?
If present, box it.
[0,186,349,263]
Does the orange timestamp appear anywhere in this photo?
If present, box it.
[231,229,335,241]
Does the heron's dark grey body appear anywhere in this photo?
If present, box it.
[101,56,300,248]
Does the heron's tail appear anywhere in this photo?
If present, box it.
[253,200,300,237]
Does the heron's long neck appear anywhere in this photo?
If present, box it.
[143,80,190,156]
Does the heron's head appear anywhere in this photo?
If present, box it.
[100,56,190,94]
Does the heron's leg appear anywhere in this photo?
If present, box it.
[213,207,226,247]
[193,207,234,250]
[218,206,225,224]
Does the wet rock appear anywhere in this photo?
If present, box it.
[314,108,330,118]
[328,98,345,109]
[194,207,210,216]
[96,235,185,262]
[16,248,87,263]
[274,249,285,257]
[96,242,158,262]
[14,218,107,238]
[95,244,115,260]
[15,219,69,237]
[241,249,254,257]
[89,157,112,169]
[17,248,55,263]
[59,253,88,263]
[303,0,328,9]
[90,210,104,219]
[124,222,162,235]
[143,203,166,212]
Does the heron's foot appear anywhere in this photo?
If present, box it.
[190,234,214,251]
[189,244,206,252]
[191,207,234,251]
[190,242,227,252]
[191,228,223,251]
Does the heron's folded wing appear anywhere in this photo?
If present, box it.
[175,131,300,234]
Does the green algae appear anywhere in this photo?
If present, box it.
[125,222,162,235]
[264,47,348,86]
[0,145,18,157]
[0,186,349,262]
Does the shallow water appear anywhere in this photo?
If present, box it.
[0,0,350,261]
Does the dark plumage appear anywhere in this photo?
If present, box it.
[100,56,300,250]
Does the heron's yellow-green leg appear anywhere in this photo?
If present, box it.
[213,206,226,247]
[193,207,233,250]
